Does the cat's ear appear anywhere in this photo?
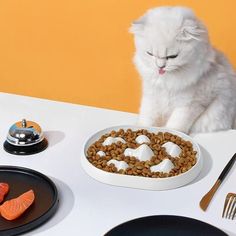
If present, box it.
[129,15,146,35]
[178,19,207,41]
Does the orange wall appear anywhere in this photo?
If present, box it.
[0,1,236,113]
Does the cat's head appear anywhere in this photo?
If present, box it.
[130,6,210,87]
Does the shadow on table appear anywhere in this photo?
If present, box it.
[44,130,65,148]
[28,177,75,235]
[191,145,213,184]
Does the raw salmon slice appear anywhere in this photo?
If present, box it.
[0,189,35,220]
[0,183,9,203]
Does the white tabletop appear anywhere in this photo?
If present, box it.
[0,92,235,236]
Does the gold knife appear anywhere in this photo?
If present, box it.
[199,153,236,211]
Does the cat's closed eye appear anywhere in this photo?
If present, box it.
[146,51,154,56]
[166,54,178,59]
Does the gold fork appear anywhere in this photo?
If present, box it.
[222,193,236,219]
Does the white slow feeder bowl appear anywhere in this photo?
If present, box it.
[82,126,202,191]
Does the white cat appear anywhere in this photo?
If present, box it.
[130,6,236,134]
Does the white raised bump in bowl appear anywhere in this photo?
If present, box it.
[107,160,129,171]
[124,144,154,161]
[97,151,105,157]
[135,135,150,144]
[150,159,174,173]
[102,137,126,146]
[162,141,182,157]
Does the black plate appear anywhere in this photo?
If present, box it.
[105,215,227,236]
[0,166,59,236]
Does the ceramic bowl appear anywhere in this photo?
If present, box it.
[82,126,202,190]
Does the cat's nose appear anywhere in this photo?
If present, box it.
[155,58,166,69]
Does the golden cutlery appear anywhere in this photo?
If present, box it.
[199,153,236,211]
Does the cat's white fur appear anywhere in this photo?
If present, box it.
[130,6,236,134]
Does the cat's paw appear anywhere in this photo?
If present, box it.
[165,125,189,134]
[136,117,154,127]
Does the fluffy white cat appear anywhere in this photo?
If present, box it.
[130,6,236,134]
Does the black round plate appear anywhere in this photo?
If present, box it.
[3,139,48,155]
[0,166,59,236]
[105,215,227,236]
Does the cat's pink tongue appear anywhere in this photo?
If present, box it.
[159,68,165,75]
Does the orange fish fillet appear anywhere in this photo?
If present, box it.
[0,189,35,220]
[0,183,9,203]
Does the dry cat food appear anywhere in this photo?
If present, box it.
[86,129,197,178]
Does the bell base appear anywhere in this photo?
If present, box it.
[3,139,48,155]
